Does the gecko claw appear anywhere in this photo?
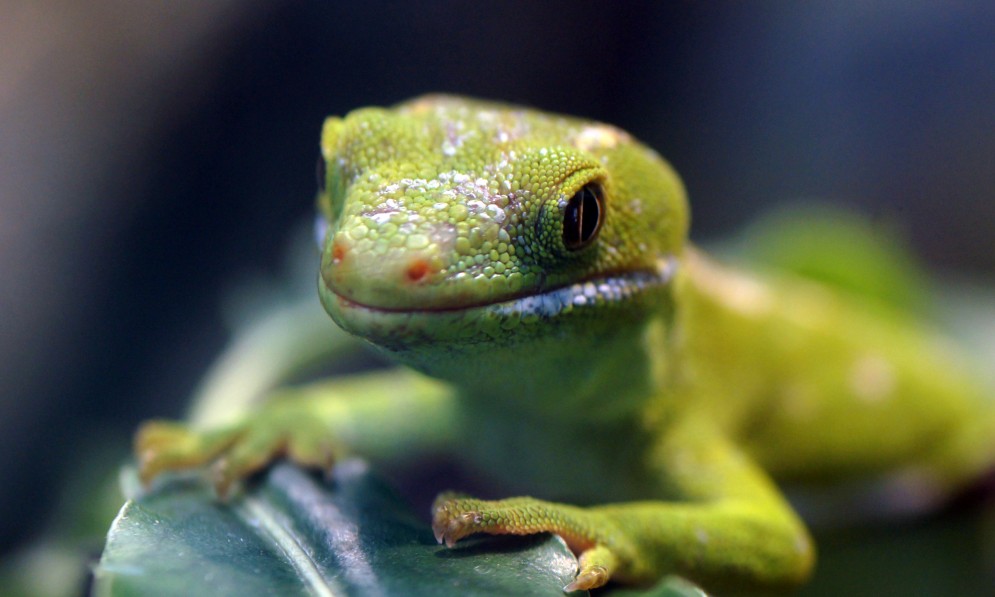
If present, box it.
[564,565,609,592]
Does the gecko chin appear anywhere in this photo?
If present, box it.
[318,257,679,353]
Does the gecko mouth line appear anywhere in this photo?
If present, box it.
[325,257,678,319]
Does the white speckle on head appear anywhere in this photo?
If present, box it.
[369,212,395,225]
[405,234,430,249]
[849,354,896,404]
[428,221,457,247]
[485,204,506,223]
[573,124,628,151]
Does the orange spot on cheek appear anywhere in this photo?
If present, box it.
[332,241,347,263]
[405,259,431,283]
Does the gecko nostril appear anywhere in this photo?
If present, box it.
[405,259,431,283]
[332,240,347,263]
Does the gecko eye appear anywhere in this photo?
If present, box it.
[316,154,327,193]
[562,183,604,250]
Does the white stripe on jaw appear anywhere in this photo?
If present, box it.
[494,256,678,319]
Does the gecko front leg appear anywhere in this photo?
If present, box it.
[431,416,814,592]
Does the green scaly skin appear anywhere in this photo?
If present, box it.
[137,96,995,593]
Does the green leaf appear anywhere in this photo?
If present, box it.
[93,462,582,597]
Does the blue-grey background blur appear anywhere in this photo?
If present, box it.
[2,0,994,569]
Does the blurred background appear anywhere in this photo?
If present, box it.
[2,1,994,594]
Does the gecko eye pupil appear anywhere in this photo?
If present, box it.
[562,183,605,250]
[316,155,327,193]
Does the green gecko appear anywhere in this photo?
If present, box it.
[137,95,995,593]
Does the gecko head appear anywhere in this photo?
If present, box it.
[315,96,688,375]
